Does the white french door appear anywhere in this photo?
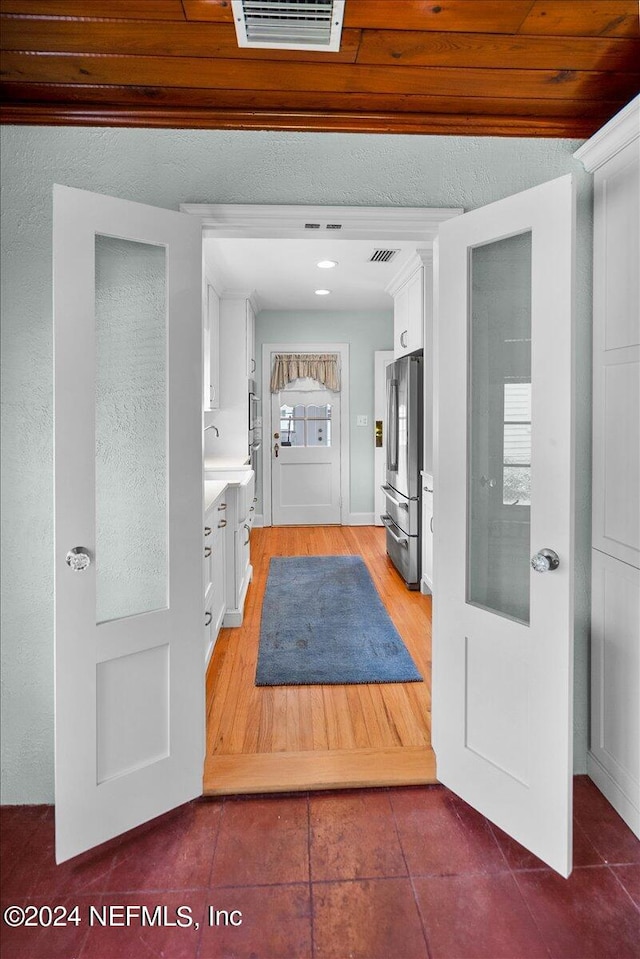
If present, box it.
[271,387,341,525]
[433,175,575,876]
[53,185,203,863]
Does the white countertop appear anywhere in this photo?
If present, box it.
[204,456,251,471]
[204,480,228,511]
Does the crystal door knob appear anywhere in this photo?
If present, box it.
[530,548,560,573]
[65,547,91,571]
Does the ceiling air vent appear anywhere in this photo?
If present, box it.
[231,0,345,52]
[369,249,400,263]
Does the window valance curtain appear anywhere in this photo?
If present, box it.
[270,353,341,393]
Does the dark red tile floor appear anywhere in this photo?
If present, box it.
[1,776,638,959]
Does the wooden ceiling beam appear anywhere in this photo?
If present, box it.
[518,1,639,38]
[3,52,637,103]
[0,19,363,63]
[342,1,536,34]
[0,0,187,19]
[355,28,640,72]
[5,19,638,74]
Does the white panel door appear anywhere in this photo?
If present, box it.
[434,175,575,876]
[272,389,341,525]
[54,185,203,863]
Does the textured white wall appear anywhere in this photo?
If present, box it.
[0,127,592,802]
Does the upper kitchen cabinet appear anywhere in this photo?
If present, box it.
[203,279,220,411]
[387,251,433,359]
[213,292,258,462]
[246,297,256,381]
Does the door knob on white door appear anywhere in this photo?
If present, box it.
[530,548,560,572]
[65,547,91,571]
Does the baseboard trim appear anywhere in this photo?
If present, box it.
[587,750,640,837]
[420,577,432,595]
[347,513,375,526]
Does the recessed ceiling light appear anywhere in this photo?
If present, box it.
[315,289,331,296]
[317,260,338,269]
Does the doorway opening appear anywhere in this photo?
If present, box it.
[181,203,460,796]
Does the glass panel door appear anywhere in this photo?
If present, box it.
[467,231,532,624]
[94,235,168,624]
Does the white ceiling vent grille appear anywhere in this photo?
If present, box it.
[369,249,400,263]
[231,0,345,52]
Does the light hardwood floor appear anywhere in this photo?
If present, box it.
[203,525,436,794]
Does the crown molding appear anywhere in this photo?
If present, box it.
[574,95,639,173]
[179,203,462,241]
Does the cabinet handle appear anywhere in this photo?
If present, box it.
[400,330,408,348]
[204,611,212,627]
[250,358,256,373]
[204,526,212,536]
[249,505,255,512]
[430,516,434,533]
[204,546,212,558]
[218,503,227,510]
[244,523,251,545]
[218,518,227,528]
[253,497,258,503]
[423,486,433,493]
[210,384,215,404]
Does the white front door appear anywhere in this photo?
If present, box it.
[53,185,203,863]
[433,175,575,876]
[374,350,395,525]
[271,388,341,525]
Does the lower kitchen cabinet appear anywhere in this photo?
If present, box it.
[421,472,434,594]
[204,484,228,666]
[223,470,256,627]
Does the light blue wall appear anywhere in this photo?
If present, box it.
[0,126,592,802]
[255,309,393,516]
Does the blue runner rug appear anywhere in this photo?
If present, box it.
[255,555,422,686]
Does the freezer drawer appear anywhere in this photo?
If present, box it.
[381,514,420,588]
[381,483,419,535]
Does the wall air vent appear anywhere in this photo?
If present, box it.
[231,0,345,52]
[369,249,400,263]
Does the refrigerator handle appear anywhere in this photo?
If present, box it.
[381,484,409,511]
[386,377,398,471]
[380,514,409,548]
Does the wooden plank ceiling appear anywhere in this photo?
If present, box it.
[1,0,639,136]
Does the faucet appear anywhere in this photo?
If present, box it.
[205,424,219,436]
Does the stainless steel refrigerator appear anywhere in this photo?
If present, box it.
[381,355,423,588]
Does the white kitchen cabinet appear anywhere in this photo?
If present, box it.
[388,252,431,358]
[213,293,258,462]
[575,95,640,837]
[222,470,256,627]
[203,280,220,411]
[203,483,228,666]
[421,471,434,594]
[246,297,256,380]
